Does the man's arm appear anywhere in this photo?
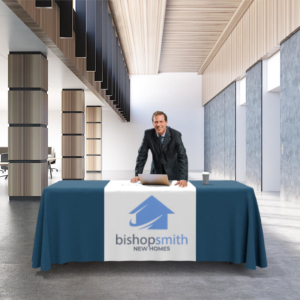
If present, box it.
[134,132,149,177]
[175,133,188,181]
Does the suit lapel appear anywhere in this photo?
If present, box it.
[162,127,171,153]
[152,129,161,154]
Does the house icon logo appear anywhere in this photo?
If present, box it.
[129,196,174,230]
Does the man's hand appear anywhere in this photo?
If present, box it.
[130,176,140,183]
[175,180,188,188]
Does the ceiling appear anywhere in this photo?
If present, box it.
[110,0,242,74]
[160,0,242,73]
[0,0,244,111]
[109,0,167,75]
[0,0,105,111]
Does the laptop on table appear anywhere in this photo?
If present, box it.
[138,174,170,186]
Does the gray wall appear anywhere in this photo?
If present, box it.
[246,61,262,191]
[204,82,236,180]
[281,30,300,203]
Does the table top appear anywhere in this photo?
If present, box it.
[105,180,196,193]
[190,180,253,191]
[46,180,253,194]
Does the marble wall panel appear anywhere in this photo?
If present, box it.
[214,93,225,179]
[204,83,236,180]
[246,61,262,191]
[204,101,210,172]
[281,30,300,203]
[224,82,236,180]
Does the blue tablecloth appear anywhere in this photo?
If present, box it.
[32,180,267,271]
[190,180,267,270]
[32,181,109,271]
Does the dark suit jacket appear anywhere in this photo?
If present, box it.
[135,126,188,181]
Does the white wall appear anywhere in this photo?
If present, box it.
[267,51,280,92]
[239,77,246,106]
[0,111,8,147]
[0,73,204,174]
[48,111,62,170]
[262,60,280,192]
[236,80,246,183]
[102,73,204,173]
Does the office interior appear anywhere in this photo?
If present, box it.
[0,0,299,299]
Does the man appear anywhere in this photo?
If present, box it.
[131,111,188,188]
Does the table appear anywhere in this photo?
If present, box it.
[32,180,267,271]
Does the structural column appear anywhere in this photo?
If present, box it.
[86,106,102,172]
[62,90,85,180]
[8,52,48,200]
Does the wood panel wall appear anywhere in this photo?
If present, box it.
[62,90,85,180]
[86,106,102,172]
[8,53,48,199]
[202,0,300,105]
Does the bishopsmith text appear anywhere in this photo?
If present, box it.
[116,234,188,248]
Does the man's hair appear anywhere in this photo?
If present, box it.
[152,111,168,122]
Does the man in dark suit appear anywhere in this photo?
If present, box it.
[131,111,188,187]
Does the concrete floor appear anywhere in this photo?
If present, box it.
[0,170,299,300]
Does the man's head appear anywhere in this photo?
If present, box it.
[152,111,168,136]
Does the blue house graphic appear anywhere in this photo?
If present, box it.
[129,196,174,230]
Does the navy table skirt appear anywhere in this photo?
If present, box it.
[32,180,267,271]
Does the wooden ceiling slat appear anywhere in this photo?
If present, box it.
[166,0,242,9]
[108,0,242,74]
[159,0,242,73]
[165,12,236,22]
[109,0,167,75]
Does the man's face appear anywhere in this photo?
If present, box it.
[153,114,168,135]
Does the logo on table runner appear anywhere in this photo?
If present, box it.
[129,195,174,230]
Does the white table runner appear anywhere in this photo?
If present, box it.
[104,180,196,261]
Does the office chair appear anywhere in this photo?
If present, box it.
[49,151,58,179]
[0,153,8,180]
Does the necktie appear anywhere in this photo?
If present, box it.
[158,135,163,166]
[158,135,163,150]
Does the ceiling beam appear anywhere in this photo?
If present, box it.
[197,0,254,75]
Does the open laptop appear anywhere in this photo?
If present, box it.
[138,174,170,186]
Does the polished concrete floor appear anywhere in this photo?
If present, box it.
[0,170,299,300]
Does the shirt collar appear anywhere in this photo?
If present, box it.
[156,130,166,138]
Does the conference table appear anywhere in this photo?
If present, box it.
[32,180,267,271]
